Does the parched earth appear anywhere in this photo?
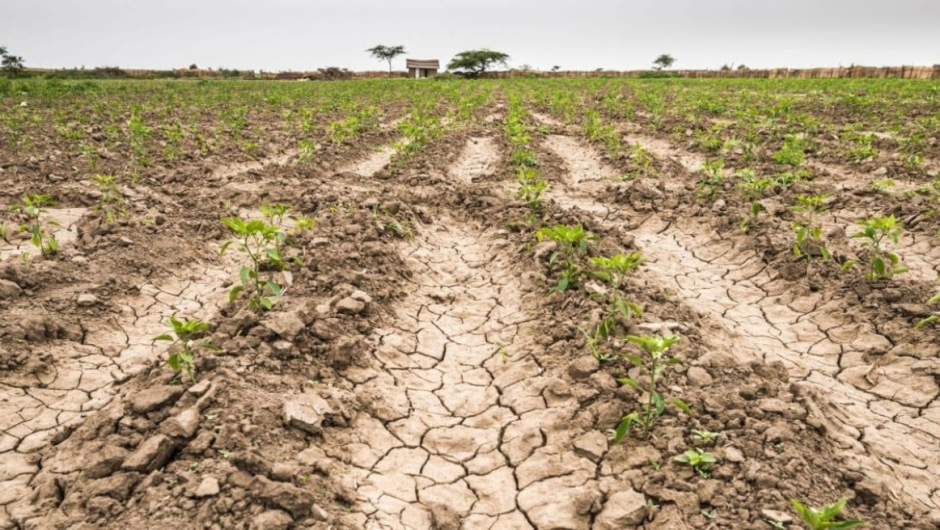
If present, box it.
[2,88,940,530]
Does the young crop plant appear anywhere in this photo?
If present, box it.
[91,175,126,223]
[773,135,806,167]
[740,201,762,233]
[674,448,717,477]
[691,429,720,445]
[220,216,286,312]
[624,143,656,179]
[916,292,940,330]
[11,194,59,256]
[535,224,598,291]
[697,158,726,201]
[152,314,218,382]
[789,498,866,530]
[791,195,831,260]
[850,215,908,281]
[613,334,692,442]
[515,169,548,217]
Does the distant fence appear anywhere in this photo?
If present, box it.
[482,65,940,79]
[16,65,940,81]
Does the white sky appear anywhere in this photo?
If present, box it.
[2,0,938,71]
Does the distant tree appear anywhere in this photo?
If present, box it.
[653,54,675,70]
[737,64,749,71]
[366,45,406,75]
[0,45,25,76]
[551,65,561,72]
[447,49,509,78]
[189,64,198,70]
[721,63,732,71]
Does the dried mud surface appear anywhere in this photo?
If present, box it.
[1,96,937,530]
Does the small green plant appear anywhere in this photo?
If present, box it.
[152,314,217,382]
[535,224,598,291]
[773,135,806,166]
[691,429,720,444]
[697,158,725,200]
[613,334,692,442]
[791,195,831,260]
[870,179,895,192]
[220,217,285,312]
[91,175,126,222]
[674,448,716,477]
[914,292,940,329]
[790,498,866,530]
[740,200,762,233]
[851,215,907,281]
[11,194,59,256]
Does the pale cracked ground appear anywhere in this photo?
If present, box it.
[327,139,605,529]
[0,210,242,525]
[539,130,940,518]
[333,220,601,529]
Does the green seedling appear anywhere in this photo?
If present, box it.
[674,448,717,477]
[870,179,895,191]
[697,158,725,201]
[851,215,907,281]
[11,194,59,256]
[773,135,806,166]
[220,216,285,312]
[152,314,217,382]
[741,200,762,233]
[613,334,692,442]
[589,253,644,339]
[691,429,720,444]
[791,195,831,260]
[91,174,126,223]
[535,224,598,291]
[915,292,940,329]
[790,498,866,530]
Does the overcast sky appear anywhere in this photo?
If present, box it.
[2,0,938,72]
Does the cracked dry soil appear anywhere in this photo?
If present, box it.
[4,99,939,530]
[334,220,602,529]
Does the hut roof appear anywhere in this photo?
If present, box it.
[406,59,440,69]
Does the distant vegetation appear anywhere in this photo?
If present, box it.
[447,50,510,78]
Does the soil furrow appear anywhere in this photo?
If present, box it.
[540,132,940,519]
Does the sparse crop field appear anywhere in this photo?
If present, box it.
[2,77,940,529]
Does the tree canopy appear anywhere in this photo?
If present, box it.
[366,45,406,74]
[653,54,675,70]
[0,45,24,75]
[447,49,509,78]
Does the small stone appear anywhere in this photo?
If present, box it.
[252,509,294,530]
[77,293,99,307]
[118,237,134,246]
[84,445,128,479]
[263,311,306,341]
[129,385,184,413]
[723,446,744,463]
[160,407,200,439]
[271,340,294,357]
[686,366,713,387]
[187,380,211,396]
[761,509,792,524]
[0,279,23,299]
[568,356,600,380]
[251,475,314,518]
[283,394,333,435]
[595,489,648,529]
[335,297,365,315]
[194,477,220,498]
[122,434,176,472]
[712,199,726,212]
[573,431,608,462]
[872,167,888,177]
[271,462,300,482]
[637,322,685,333]
[350,290,372,304]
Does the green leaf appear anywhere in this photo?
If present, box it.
[672,398,693,415]
[841,260,857,271]
[198,342,221,351]
[871,256,886,277]
[260,297,274,310]
[167,352,181,371]
[228,285,243,303]
[622,353,643,367]
[219,240,233,257]
[617,377,640,388]
[557,277,569,291]
[151,334,174,343]
[927,293,940,305]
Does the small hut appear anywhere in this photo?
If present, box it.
[406,59,439,79]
